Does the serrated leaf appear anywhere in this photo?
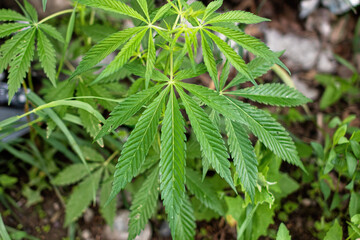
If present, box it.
[96,84,164,140]
[324,220,342,240]
[64,168,103,226]
[37,29,57,86]
[203,0,223,21]
[204,29,253,84]
[176,86,236,192]
[160,88,186,226]
[225,119,257,201]
[78,0,147,22]
[228,83,311,106]
[95,28,148,81]
[276,223,291,240]
[0,9,30,22]
[7,28,36,103]
[52,163,100,186]
[71,26,145,80]
[226,98,305,170]
[206,10,270,24]
[173,64,207,81]
[39,24,64,43]
[219,60,230,90]
[128,167,159,240]
[108,87,169,202]
[81,146,105,162]
[100,172,117,227]
[172,195,196,240]
[152,3,172,23]
[200,30,219,90]
[23,0,38,22]
[137,0,150,20]
[125,62,169,82]
[145,28,156,88]
[186,168,225,215]
[0,23,29,38]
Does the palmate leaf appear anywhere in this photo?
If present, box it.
[37,29,57,86]
[186,168,225,215]
[78,0,147,22]
[95,28,148,82]
[108,87,169,202]
[206,10,270,24]
[225,118,257,200]
[70,26,146,80]
[7,28,36,103]
[39,24,64,43]
[204,29,254,84]
[151,3,172,23]
[96,84,164,140]
[128,167,159,240]
[65,168,103,226]
[0,9,30,22]
[145,28,156,88]
[200,30,219,90]
[202,0,223,22]
[23,0,38,22]
[174,64,207,81]
[160,88,186,228]
[176,86,236,191]
[226,98,305,170]
[228,83,311,107]
[0,23,29,38]
[52,163,100,186]
[172,195,196,240]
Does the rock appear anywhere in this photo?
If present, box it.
[83,208,95,223]
[317,47,337,73]
[292,75,319,100]
[300,0,320,18]
[104,210,151,240]
[81,229,94,240]
[159,221,171,237]
[264,29,321,71]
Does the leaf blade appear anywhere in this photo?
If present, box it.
[37,29,57,86]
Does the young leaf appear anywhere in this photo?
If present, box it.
[100,173,117,227]
[226,98,305,170]
[96,84,164,140]
[64,168,103,226]
[160,88,186,225]
[128,168,159,240]
[276,223,291,240]
[78,0,147,22]
[7,28,36,103]
[71,26,146,79]
[151,3,172,23]
[206,10,270,24]
[52,163,100,186]
[0,23,29,38]
[37,29,57,86]
[176,86,236,192]
[228,83,311,106]
[108,87,169,202]
[136,0,150,20]
[0,9,30,22]
[219,60,230,90]
[186,168,225,215]
[39,24,65,43]
[200,30,219,90]
[202,0,223,22]
[145,28,156,88]
[204,29,253,84]
[225,119,257,200]
[172,196,196,240]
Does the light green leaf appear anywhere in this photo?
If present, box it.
[0,9,29,22]
[200,30,219,90]
[42,0,48,11]
[160,88,186,226]
[78,0,147,22]
[65,168,103,226]
[96,84,164,140]
[203,0,223,22]
[108,87,169,202]
[145,28,156,88]
[125,62,169,81]
[225,118,257,200]
[324,220,342,240]
[219,60,230,90]
[151,3,171,23]
[0,214,11,240]
[276,223,291,240]
[228,83,311,106]
[100,172,117,227]
[7,28,36,103]
[174,64,207,81]
[128,168,159,240]
[176,86,236,191]
[71,26,145,80]
[0,23,29,38]
[81,146,105,162]
[137,0,150,20]
[52,163,100,186]
[186,168,225,215]
[333,124,347,146]
[38,24,64,43]
[23,0,38,22]
[172,195,196,240]
[206,10,270,24]
[37,29,57,86]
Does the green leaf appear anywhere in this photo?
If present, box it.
[128,168,159,240]
[151,3,171,23]
[95,28,148,81]
[71,26,145,80]
[219,60,230,90]
[52,163,100,186]
[174,64,207,81]
[204,29,253,84]
[42,0,48,11]
[203,0,223,22]
[78,0,147,22]
[0,23,29,38]
[136,0,150,20]
[324,220,342,240]
[23,0,38,22]
[100,172,117,227]
[200,30,219,90]
[228,83,311,107]
[96,84,164,140]
[37,29,57,86]
[225,119,257,200]
[7,28,36,103]
[65,168,103,226]
[276,223,291,240]
[227,98,305,170]
[108,87,169,202]
[145,28,156,88]
[39,24,64,43]
[206,10,270,24]
[350,140,360,158]
[81,146,105,162]
[0,214,11,240]
[333,124,347,146]
[186,168,225,215]
[172,196,196,240]
[176,86,236,191]
[160,88,186,226]
[125,62,169,82]
[0,9,29,22]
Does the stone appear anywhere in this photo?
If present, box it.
[292,75,319,100]
[317,47,337,73]
[83,208,95,223]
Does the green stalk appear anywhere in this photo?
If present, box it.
[38,9,74,24]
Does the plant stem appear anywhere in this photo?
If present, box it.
[38,9,74,24]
